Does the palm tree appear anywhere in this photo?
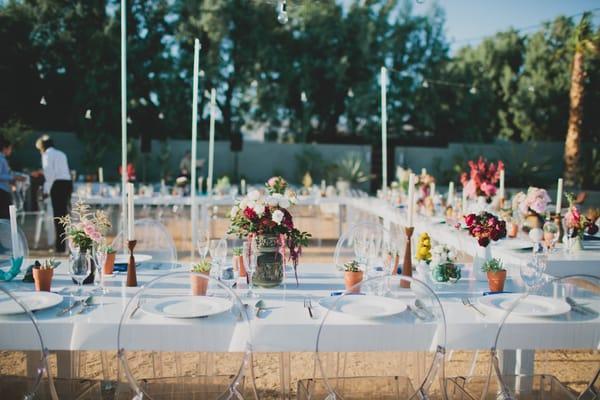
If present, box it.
[564,13,597,187]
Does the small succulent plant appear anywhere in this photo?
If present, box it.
[232,247,243,256]
[191,259,212,273]
[481,258,504,273]
[344,260,362,272]
[38,258,60,270]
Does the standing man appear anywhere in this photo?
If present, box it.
[0,138,24,219]
[39,136,72,253]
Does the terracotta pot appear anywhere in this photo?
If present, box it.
[190,272,210,296]
[487,270,507,293]
[507,222,519,238]
[344,271,364,294]
[33,268,53,292]
[104,252,116,275]
[233,255,247,277]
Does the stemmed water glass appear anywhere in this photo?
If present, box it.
[243,239,258,298]
[94,246,109,294]
[197,230,210,260]
[70,247,92,299]
[209,239,228,280]
[520,248,548,291]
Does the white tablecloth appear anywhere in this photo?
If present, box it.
[0,262,598,353]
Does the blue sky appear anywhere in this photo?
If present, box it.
[412,0,600,50]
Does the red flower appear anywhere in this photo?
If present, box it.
[465,213,476,227]
[478,237,490,247]
[588,223,599,235]
[244,207,257,220]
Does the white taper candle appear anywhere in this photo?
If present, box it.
[556,178,563,214]
[127,183,135,241]
[208,88,216,195]
[190,38,201,258]
[448,182,455,206]
[499,169,505,199]
[407,173,415,227]
[380,66,388,192]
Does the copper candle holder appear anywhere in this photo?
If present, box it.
[553,213,564,243]
[401,227,414,288]
[126,240,137,287]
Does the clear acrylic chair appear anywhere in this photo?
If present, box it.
[0,219,29,267]
[115,271,257,399]
[297,275,447,400]
[446,274,600,400]
[0,284,108,399]
[112,218,178,270]
[333,222,389,274]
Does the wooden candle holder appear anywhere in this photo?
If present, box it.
[553,213,564,243]
[401,227,414,288]
[126,240,137,287]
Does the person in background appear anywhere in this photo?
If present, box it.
[38,136,72,253]
[118,162,136,182]
[0,138,25,219]
[178,150,205,180]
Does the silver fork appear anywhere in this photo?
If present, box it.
[304,297,314,318]
[462,297,485,317]
[129,298,143,319]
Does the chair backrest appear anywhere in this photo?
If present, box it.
[112,218,178,269]
[484,275,600,400]
[0,284,58,400]
[333,222,389,274]
[117,271,256,399]
[315,275,447,399]
[0,219,29,268]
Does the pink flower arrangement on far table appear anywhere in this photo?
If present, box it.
[460,157,504,200]
[515,187,551,216]
[564,194,599,238]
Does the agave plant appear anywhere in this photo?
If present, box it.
[335,153,371,184]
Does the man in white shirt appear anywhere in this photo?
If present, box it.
[38,136,72,252]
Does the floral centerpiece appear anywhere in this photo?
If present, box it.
[465,211,507,247]
[460,157,504,202]
[415,233,432,264]
[228,177,311,286]
[564,193,599,251]
[512,187,551,231]
[58,200,111,284]
[430,244,460,283]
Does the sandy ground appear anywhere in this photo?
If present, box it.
[2,206,599,398]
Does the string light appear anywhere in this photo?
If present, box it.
[528,86,535,92]
[127,116,132,124]
[422,80,429,88]
[277,0,288,24]
[347,88,354,98]
[301,91,307,102]
[199,69,205,78]
[469,86,477,95]
[40,96,47,105]
[85,109,92,119]
[251,80,258,88]
[158,112,165,120]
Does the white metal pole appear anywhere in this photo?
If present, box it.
[190,39,201,258]
[121,0,128,245]
[381,66,388,193]
[208,88,216,194]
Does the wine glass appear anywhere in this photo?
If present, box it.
[243,239,258,298]
[196,230,210,260]
[210,239,228,280]
[70,248,92,299]
[94,246,109,294]
[520,251,548,291]
[543,219,560,252]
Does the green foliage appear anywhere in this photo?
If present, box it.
[191,259,211,273]
[232,247,243,256]
[0,119,33,148]
[343,260,361,272]
[334,153,371,184]
[481,258,504,273]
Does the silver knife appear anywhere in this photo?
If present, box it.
[566,297,594,315]
[415,299,436,320]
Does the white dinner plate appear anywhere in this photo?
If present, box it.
[141,296,231,319]
[318,295,407,319]
[0,291,63,315]
[115,254,153,264]
[477,294,571,317]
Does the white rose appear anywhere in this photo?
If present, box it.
[447,250,456,261]
[230,205,239,216]
[272,209,284,225]
[253,203,265,216]
[248,190,260,201]
[278,197,291,208]
[239,199,248,210]
[266,196,279,206]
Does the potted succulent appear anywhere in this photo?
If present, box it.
[430,244,460,283]
[232,247,247,277]
[33,259,60,292]
[190,260,212,296]
[482,258,506,292]
[343,260,364,294]
[103,246,117,275]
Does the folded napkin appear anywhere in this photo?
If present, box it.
[113,263,129,272]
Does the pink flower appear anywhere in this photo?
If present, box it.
[463,179,477,199]
[267,177,278,187]
[480,182,497,198]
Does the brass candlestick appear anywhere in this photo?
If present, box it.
[401,227,414,288]
[126,240,137,287]
[553,213,564,243]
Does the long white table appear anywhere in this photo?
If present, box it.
[1,262,598,354]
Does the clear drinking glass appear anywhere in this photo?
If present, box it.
[70,248,92,298]
[543,219,560,252]
[94,246,109,294]
[243,239,258,298]
[197,230,210,259]
[520,250,548,291]
[210,239,228,280]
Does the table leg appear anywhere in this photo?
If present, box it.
[55,350,79,378]
[25,351,39,377]
[279,352,291,400]
[497,350,516,375]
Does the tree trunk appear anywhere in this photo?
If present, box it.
[564,50,585,188]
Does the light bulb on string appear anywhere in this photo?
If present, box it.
[158,112,165,120]
[347,88,354,98]
[199,69,205,78]
[251,80,258,88]
[277,0,288,24]
[85,109,92,119]
[469,86,477,95]
[528,86,535,92]
[422,80,429,88]
[127,116,132,124]
[301,91,308,103]
[40,96,47,106]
